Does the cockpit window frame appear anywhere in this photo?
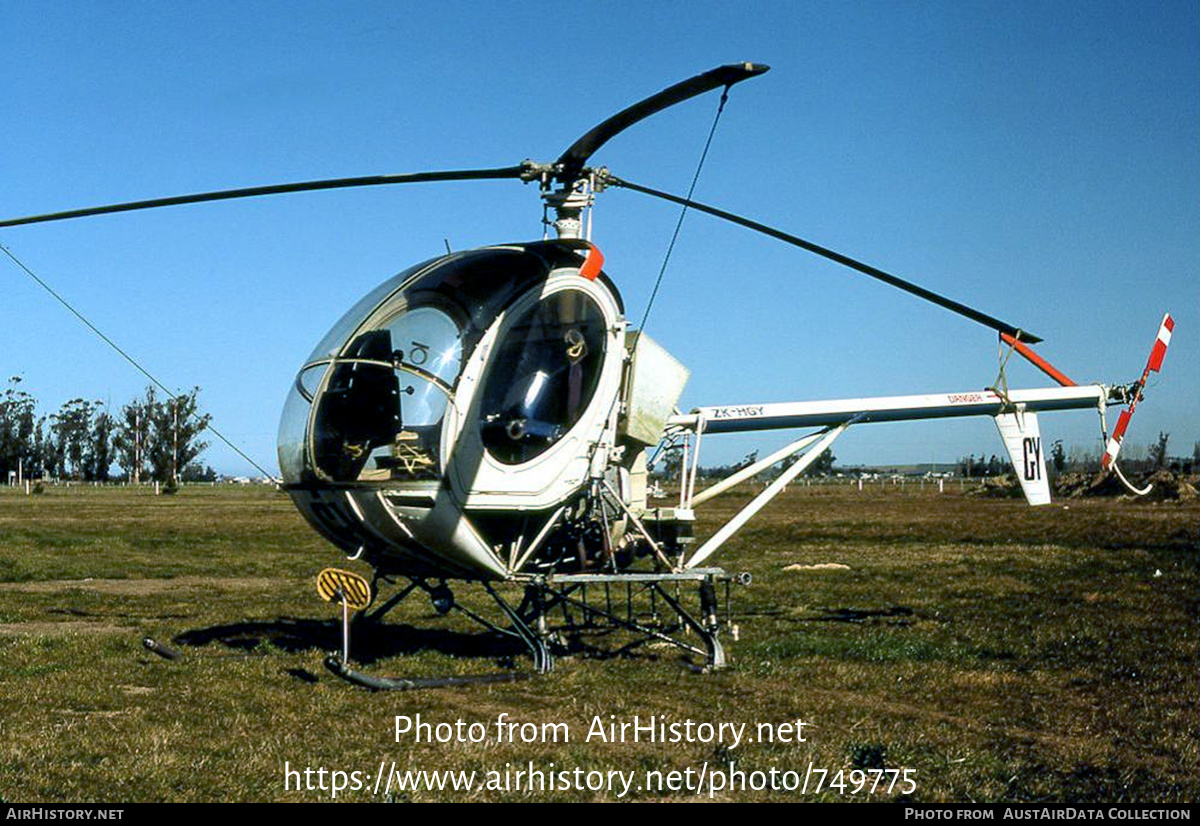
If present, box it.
[294,246,559,484]
[476,287,609,466]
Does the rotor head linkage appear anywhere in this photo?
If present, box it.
[541,175,597,241]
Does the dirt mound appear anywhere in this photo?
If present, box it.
[1053,470,1197,501]
[964,470,1198,501]
[964,475,1024,498]
[1138,469,1199,501]
[1053,472,1116,498]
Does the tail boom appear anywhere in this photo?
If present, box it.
[673,384,1114,435]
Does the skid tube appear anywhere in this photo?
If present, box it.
[323,569,747,689]
[322,574,543,690]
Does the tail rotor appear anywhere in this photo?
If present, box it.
[1100,314,1174,492]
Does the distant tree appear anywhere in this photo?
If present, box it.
[777,454,799,479]
[0,377,39,480]
[651,447,682,482]
[85,410,114,482]
[49,398,100,480]
[113,388,155,483]
[957,454,975,478]
[801,448,836,477]
[699,451,764,482]
[41,419,64,479]
[1067,444,1099,475]
[146,388,211,485]
[26,416,51,479]
[987,454,1003,477]
[1050,439,1066,474]
[1148,431,1170,471]
[181,463,218,483]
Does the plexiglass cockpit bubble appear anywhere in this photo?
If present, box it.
[277,246,555,486]
[479,290,607,464]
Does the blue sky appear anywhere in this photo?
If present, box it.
[3,0,1196,475]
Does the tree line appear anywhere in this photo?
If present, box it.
[654,447,838,482]
[0,378,213,484]
[957,432,1194,479]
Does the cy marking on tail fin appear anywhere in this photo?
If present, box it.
[994,408,1050,506]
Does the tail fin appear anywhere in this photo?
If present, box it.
[994,407,1051,506]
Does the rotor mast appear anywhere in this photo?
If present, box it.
[519,161,596,241]
[541,172,596,241]
[532,62,769,242]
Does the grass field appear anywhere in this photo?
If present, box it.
[0,482,1195,803]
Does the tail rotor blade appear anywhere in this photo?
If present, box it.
[605,173,1041,343]
[0,166,527,229]
[1101,313,1174,471]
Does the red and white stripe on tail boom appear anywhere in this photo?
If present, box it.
[1102,313,1174,470]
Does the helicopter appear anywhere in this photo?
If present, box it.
[0,64,1172,688]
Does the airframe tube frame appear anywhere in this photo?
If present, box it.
[668,382,1126,570]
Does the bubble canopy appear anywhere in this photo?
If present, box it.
[277,242,610,485]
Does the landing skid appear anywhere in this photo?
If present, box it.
[323,656,526,691]
[323,568,745,690]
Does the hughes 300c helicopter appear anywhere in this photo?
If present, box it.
[1,64,1173,688]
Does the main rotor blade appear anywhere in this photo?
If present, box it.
[606,174,1042,343]
[0,166,526,229]
[556,63,769,180]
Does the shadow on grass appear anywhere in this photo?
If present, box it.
[173,616,529,665]
[805,605,915,624]
[169,615,706,674]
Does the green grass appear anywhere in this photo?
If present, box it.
[0,482,1195,802]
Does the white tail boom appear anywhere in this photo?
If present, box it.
[662,314,1173,565]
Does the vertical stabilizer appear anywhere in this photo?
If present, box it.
[994,408,1051,506]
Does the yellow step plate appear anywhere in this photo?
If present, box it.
[315,568,372,611]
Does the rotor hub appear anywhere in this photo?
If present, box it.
[540,173,596,241]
